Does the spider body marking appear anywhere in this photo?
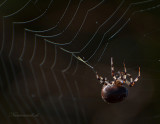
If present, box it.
[96,57,140,103]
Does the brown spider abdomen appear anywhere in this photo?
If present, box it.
[101,85,128,103]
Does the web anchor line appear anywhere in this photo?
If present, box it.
[73,54,96,74]
[60,47,96,73]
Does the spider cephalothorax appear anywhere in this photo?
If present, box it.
[96,57,140,103]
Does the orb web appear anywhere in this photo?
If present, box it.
[0,0,160,124]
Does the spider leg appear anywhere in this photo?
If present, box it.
[111,57,116,80]
[123,63,127,83]
[125,79,130,86]
[117,71,124,84]
[133,67,141,82]
[96,72,109,85]
[126,74,134,86]
[127,67,140,87]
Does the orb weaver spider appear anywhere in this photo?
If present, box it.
[96,57,140,103]
[76,56,140,103]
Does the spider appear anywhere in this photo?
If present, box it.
[96,57,140,103]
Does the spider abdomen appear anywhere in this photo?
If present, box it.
[101,85,128,103]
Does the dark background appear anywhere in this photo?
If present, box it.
[0,0,160,124]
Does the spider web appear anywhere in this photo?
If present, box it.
[0,0,160,124]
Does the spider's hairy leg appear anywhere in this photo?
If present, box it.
[96,72,109,85]
[117,71,125,84]
[127,67,140,87]
[111,57,116,80]
[134,67,140,82]
[111,57,114,76]
[125,79,131,86]
[123,63,127,82]
[96,72,102,80]
[126,73,134,86]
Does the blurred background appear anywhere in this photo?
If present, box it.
[0,0,160,124]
